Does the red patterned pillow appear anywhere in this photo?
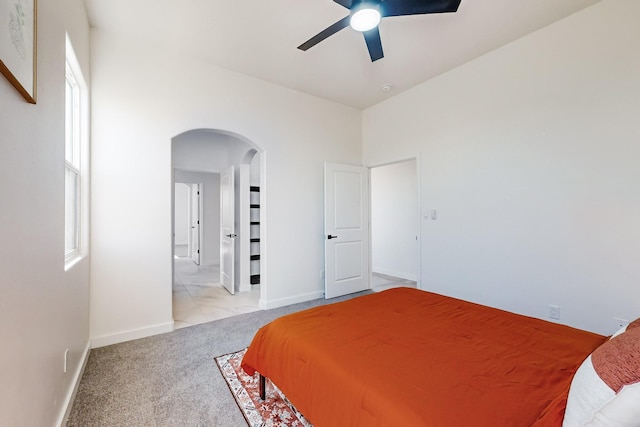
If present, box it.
[610,317,640,339]
[626,318,640,331]
[592,327,640,392]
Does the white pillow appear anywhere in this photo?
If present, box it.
[584,382,640,427]
[564,326,640,427]
[563,356,615,427]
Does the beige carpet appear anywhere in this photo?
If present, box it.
[66,291,369,426]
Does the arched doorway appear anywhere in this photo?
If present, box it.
[170,129,265,328]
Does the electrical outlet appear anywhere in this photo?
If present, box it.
[64,349,69,374]
[614,317,629,330]
[548,305,560,320]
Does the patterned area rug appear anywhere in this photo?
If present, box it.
[215,349,313,427]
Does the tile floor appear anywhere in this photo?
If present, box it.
[172,257,261,329]
[370,272,417,292]
[172,258,417,329]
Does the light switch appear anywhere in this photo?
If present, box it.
[431,209,437,220]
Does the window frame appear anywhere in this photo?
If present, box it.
[64,35,89,269]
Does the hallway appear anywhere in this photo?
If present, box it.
[371,272,417,292]
[172,257,260,329]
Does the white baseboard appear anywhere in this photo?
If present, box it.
[259,290,324,310]
[372,268,417,282]
[56,340,91,427]
[90,321,175,348]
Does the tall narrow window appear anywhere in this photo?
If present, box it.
[65,36,87,267]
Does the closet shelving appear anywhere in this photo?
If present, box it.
[250,186,260,285]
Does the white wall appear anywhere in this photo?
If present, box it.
[371,160,418,281]
[0,0,91,425]
[90,31,362,345]
[250,151,261,186]
[174,183,190,246]
[172,129,246,173]
[363,0,640,335]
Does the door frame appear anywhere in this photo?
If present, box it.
[367,154,422,290]
[220,165,236,294]
[170,130,267,325]
[172,182,191,258]
[187,182,203,264]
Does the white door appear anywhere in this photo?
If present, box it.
[190,184,201,265]
[324,162,370,299]
[220,166,235,295]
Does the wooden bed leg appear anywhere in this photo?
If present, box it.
[259,374,266,400]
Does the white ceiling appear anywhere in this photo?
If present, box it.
[84,0,600,110]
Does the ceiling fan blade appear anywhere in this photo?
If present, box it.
[298,16,351,51]
[333,0,353,8]
[363,27,384,62]
[382,0,461,17]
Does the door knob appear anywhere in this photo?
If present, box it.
[226,233,237,238]
[327,235,338,239]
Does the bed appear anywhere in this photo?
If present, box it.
[241,288,638,426]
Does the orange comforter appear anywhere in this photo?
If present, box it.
[242,288,605,426]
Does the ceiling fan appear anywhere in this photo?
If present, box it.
[298,0,462,62]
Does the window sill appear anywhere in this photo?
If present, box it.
[64,252,82,271]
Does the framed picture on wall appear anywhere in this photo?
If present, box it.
[0,0,36,103]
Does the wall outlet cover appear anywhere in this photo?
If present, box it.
[614,317,629,329]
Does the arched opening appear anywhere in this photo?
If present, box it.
[170,129,265,328]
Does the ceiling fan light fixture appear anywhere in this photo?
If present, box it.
[350,8,381,32]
